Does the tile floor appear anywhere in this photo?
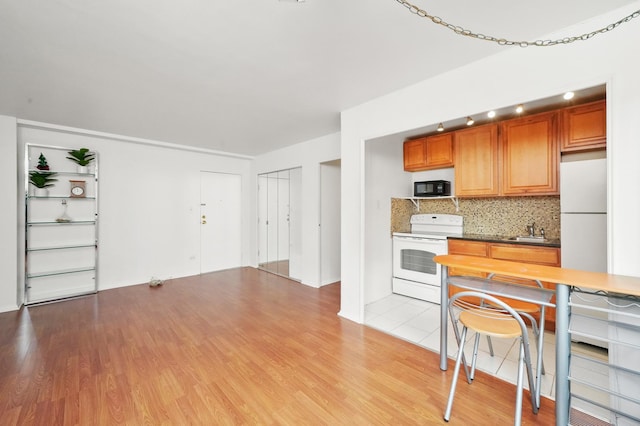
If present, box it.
[365,293,611,420]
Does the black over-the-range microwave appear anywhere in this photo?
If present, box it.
[414,180,451,197]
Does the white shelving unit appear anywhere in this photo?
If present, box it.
[24,143,98,304]
[569,288,640,424]
[398,195,460,212]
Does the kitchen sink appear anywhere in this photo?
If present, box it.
[510,236,547,243]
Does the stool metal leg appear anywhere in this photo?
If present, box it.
[534,306,546,408]
[444,326,468,422]
[518,311,546,377]
[522,335,539,416]
[486,335,495,357]
[470,331,481,381]
[449,304,472,383]
[514,341,525,426]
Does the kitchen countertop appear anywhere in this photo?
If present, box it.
[449,233,561,248]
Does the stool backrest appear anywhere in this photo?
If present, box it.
[449,291,532,344]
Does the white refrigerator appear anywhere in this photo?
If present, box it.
[560,158,608,348]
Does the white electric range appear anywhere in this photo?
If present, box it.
[392,214,463,304]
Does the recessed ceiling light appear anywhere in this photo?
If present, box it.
[563,91,575,100]
[487,111,496,118]
[515,104,524,113]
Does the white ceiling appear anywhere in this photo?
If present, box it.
[0,0,637,155]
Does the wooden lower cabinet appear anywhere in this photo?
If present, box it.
[446,240,488,277]
[448,239,560,331]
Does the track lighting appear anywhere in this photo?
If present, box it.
[515,104,524,113]
[437,123,444,132]
[563,92,575,100]
[487,111,496,118]
[466,116,474,126]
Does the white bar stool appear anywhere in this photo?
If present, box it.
[444,291,539,426]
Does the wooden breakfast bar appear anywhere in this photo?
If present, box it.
[434,254,640,425]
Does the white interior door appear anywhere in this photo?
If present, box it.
[200,172,242,273]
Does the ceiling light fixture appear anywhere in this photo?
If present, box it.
[515,104,524,114]
[466,116,474,126]
[437,123,444,132]
[487,111,496,119]
[563,91,575,100]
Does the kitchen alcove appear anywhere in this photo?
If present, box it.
[258,167,302,280]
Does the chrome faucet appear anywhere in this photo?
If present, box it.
[526,223,535,237]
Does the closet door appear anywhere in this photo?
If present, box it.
[257,168,301,280]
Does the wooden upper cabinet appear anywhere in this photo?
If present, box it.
[454,124,499,197]
[500,111,559,196]
[425,133,454,168]
[560,99,606,152]
[403,138,427,171]
[403,133,453,171]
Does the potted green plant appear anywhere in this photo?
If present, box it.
[36,153,50,170]
[66,148,95,173]
[29,170,58,196]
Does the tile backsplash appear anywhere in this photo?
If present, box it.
[391,196,560,239]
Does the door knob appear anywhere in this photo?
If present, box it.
[202,220,207,224]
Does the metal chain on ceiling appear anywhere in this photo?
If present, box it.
[394,0,640,47]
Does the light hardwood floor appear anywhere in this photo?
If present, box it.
[0,268,555,425]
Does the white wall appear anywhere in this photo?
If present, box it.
[1,118,338,310]
[339,2,640,322]
[364,138,408,303]
[0,115,18,312]
[289,167,303,279]
[319,160,341,286]
[254,132,340,287]
[9,121,252,309]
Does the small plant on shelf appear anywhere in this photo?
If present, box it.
[29,170,58,189]
[36,153,50,170]
[66,148,95,167]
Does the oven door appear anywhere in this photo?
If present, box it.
[392,236,446,286]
